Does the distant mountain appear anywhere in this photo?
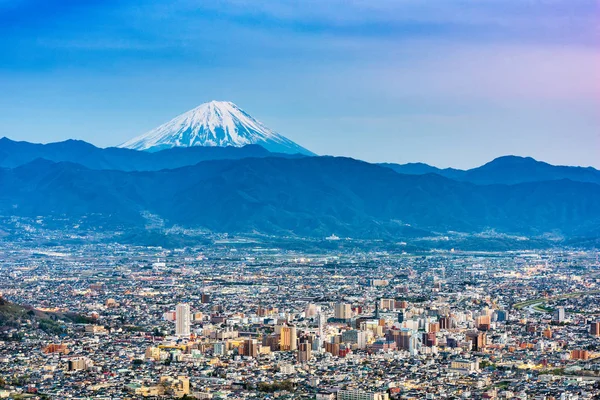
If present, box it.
[461,156,600,185]
[380,162,464,180]
[381,156,600,185]
[118,101,314,155]
[0,137,302,171]
[1,156,599,239]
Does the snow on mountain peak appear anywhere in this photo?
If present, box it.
[118,101,314,155]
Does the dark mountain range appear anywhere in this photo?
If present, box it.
[3,138,598,188]
[381,156,600,185]
[1,156,599,239]
[0,137,300,171]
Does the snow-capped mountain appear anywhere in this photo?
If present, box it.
[118,101,314,155]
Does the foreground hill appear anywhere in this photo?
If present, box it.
[0,296,93,337]
[0,156,599,239]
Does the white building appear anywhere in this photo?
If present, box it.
[176,303,191,337]
[337,389,389,400]
[554,306,566,323]
[449,359,479,373]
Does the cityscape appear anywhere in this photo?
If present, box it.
[1,227,600,399]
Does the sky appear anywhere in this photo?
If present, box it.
[0,0,598,169]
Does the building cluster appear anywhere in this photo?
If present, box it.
[1,240,600,398]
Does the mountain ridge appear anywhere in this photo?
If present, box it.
[380,155,600,185]
[1,155,599,239]
[2,138,599,186]
[0,137,304,171]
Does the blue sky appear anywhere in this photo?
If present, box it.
[0,0,598,168]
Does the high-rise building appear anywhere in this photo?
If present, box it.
[243,339,258,358]
[397,300,408,309]
[176,303,191,337]
[466,330,486,351]
[495,310,508,322]
[279,325,297,351]
[289,325,297,351]
[325,341,340,356]
[317,312,326,337]
[298,342,312,362]
[213,342,226,356]
[428,322,440,333]
[397,311,405,324]
[175,376,190,397]
[264,334,280,351]
[422,332,437,347]
[335,303,352,321]
[379,298,394,310]
[476,315,491,330]
[311,337,322,351]
[439,316,450,330]
[342,329,367,349]
[590,321,600,336]
[397,329,412,350]
[553,307,566,323]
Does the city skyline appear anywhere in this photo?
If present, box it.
[2,238,600,398]
[1,0,598,169]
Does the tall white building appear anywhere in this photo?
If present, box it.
[317,312,326,337]
[176,303,191,337]
[554,306,566,323]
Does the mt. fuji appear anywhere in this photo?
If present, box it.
[118,101,314,155]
